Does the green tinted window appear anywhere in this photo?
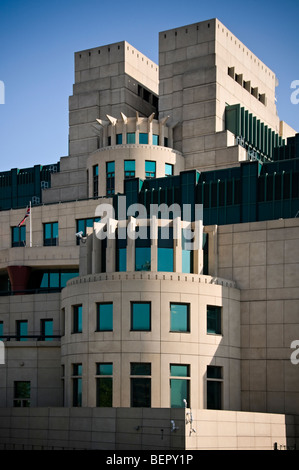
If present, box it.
[170,304,189,332]
[131,302,151,331]
[97,303,113,331]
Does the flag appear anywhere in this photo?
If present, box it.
[18,206,30,227]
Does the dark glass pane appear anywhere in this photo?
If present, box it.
[130,363,151,375]
[207,306,221,334]
[116,134,122,145]
[207,366,222,379]
[131,378,151,407]
[97,378,112,407]
[207,381,221,409]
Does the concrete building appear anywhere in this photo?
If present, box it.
[0,18,299,450]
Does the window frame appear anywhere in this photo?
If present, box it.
[96,302,113,332]
[130,362,151,408]
[11,225,26,247]
[131,301,151,331]
[43,222,59,246]
[207,305,222,335]
[170,303,190,333]
[96,363,113,407]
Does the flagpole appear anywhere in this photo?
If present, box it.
[29,201,32,247]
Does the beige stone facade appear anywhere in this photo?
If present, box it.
[0,18,298,450]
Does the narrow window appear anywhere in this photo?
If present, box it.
[106,161,115,196]
[170,364,190,408]
[44,222,58,246]
[124,160,135,179]
[145,161,156,179]
[16,320,28,341]
[207,366,222,409]
[127,132,136,144]
[93,164,98,197]
[207,305,222,335]
[165,163,173,176]
[12,226,26,247]
[96,363,113,407]
[97,303,113,331]
[130,363,151,407]
[41,319,53,340]
[73,305,82,333]
[72,363,82,407]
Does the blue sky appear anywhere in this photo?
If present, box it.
[0,0,298,171]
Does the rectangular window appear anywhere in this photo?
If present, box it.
[106,161,115,196]
[207,366,222,409]
[127,132,136,144]
[96,363,113,407]
[12,226,26,247]
[116,133,123,145]
[41,319,53,340]
[16,320,28,341]
[152,134,159,146]
[139,133,148,144]
[44,222,58,246]
[182,228,194,274]
[131,302,151,331]
[145,161,156,179]
[158,226,173,272]
[135,226,151,271]
[207,305,222,335]
[164,137,169,147]
[97,303,113,331]
[170,303,190,332]
[0,321,3,339]
[72,363,82,407]
[93,164,98,197]
[165,163,173,177]
[124,160,135,179]
[14,381,30,407]
[170,364,190,408]
[130,363,151,407]
[73,305,82,333]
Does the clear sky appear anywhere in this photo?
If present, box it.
[0,0,298,171]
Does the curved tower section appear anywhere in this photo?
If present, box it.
[61,113,241,410]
